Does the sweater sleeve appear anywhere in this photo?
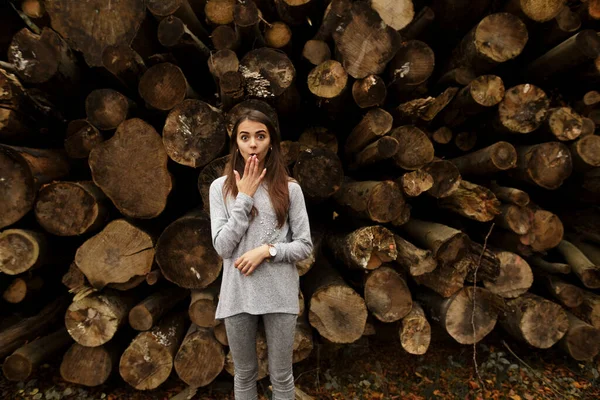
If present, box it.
[272,183,313,263]
[209,179,254,259]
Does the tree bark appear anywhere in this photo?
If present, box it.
[332,1,401,79]
[64,119,103,159]
[446,13,528,76]
[129,286,190,331]
[559,312,600,361]
[364,265,412,322]
[572,290,600,329]
[400,219,470,267]
[0,229,47,275]
[393,234,437,277]
[438,180,501,222]
[189,284,220,327]
[539,274,583,308]
[494,204,533,235]
[34,181,108,236]
[89,118,173,218]
[174,325,225,387]
[418,287,499,344]
[156,209,222,289]
[400,6,434,40]
[101,44,147,92]
[162,99,226,168]
[422,160,462,198]
[0,296,67,358]
[120,312,188,390]
[158,15,210,59]
[450,142,517,176]
[489,182,530,206]
[301,258,368,343]
[483,251,533,298]
[293,147,344,201]
[60,342,120,387]
[326,225,397,270]
[394,87,459,125]
[527,255,570,274]
[65,290,138,347]
[556,240,600,289]
[500,293,569,349]
[0,144,70,229]
[74,219,154,290]
[440,75,505,127]
[62,262,87,291]
[525,29,600,81]
[332,180,405,223]
[511,142,573,190]
[344,108,393,158]
[299,127,338,153]
[2,328,72,381]
[399,302,431,355]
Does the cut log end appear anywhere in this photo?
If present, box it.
[474,13,528,64]
[499,84,549,134]
[308,286,368,344]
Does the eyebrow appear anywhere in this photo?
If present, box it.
[239,130,268,134]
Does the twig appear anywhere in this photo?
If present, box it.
[501,340,572,400]
[10,2,41,35]
[258,14,273,28]
[0,61,18,75]
[471,222,495,390]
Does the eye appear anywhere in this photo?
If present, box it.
[240,135,248,141]
[258,134,265,140]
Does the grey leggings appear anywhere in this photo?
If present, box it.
[224,313,297,400]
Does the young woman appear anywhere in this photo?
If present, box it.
[209,109,313,400]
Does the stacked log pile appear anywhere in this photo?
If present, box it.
[2,0,600,390]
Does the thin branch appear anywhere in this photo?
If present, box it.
[471,222,495,390]
[501,340,572,400]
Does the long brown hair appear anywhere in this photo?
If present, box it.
[223,110,290,228]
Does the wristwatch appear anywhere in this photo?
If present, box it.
[268,243,277,258]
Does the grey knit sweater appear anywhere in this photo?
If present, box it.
[209,176,313,320]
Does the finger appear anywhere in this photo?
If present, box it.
[259,168,267,180]
[234,170,240,184]
[241,263,250,274]
[245,265,257,276]
[243,156,250,177]
[251,155,258,176]
[234,257,240,267]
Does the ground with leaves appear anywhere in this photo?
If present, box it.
[1,329,600,400]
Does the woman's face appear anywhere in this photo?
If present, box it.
[236,119,272,168]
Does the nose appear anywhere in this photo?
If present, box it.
[249,138,257,148]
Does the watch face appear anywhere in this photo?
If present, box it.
[269,246,277,256]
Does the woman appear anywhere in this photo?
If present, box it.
[209,109,313,400]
